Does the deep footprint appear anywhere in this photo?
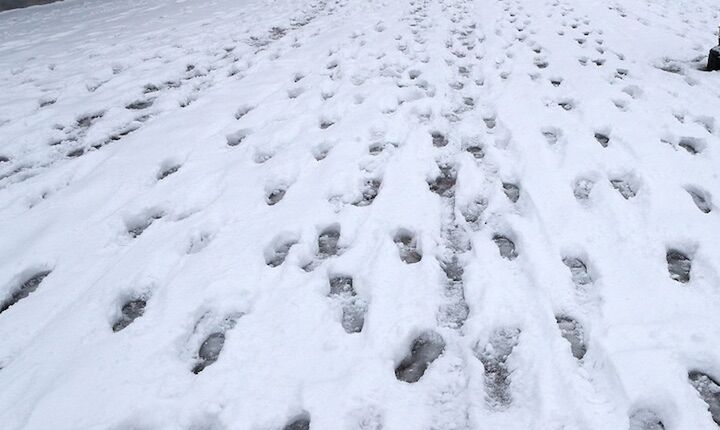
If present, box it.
[555,315,586,359]
[266,187,287,205]
[265,236,298,267]
[428,164,457,198]
[0,270,52,314]
[283,413,311,430]
[492,235,518,260]
[318,226,341,258]
[328,275,366,333]
[395,331,445,383]
[685,187,712,213]
[688,371,720,425]
[353,179,381,207]
[563,257,592,286]
[192,332,226,374]
[112,297,147,332]
[393,230,422,264]
[666,249,691,283]
[476,328,520,408]
[502,182,520,203]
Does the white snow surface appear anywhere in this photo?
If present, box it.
[1,0,720,428]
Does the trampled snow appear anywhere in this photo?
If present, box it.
[0,0,720,428]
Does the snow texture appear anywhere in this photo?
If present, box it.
[1,0,720,428]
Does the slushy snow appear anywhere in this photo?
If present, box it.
[1,0,720,428]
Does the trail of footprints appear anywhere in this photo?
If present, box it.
[2,0,720,427]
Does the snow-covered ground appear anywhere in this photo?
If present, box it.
[1,0,720,428]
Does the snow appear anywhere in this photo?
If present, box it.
[0,0,719,428]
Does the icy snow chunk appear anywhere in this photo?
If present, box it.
[563,257,592,286]
[628,409,665,430]
[0,270,52,314]
[393,229,422,264]
[476,328,520,408]
[192,332,225,374]
[555,315,586,360]
[685,186,712,213]
[689,371,720,425]
[492,235,518,260]
[502,182,520,203]
[666,249,691,283]
[428,164,456,198]
[395,331,445,383]
[283,413,311,430]
[112,297,147,332]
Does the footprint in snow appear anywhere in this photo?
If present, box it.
[283,413,311,430]
[594,131,610,147]
[628,409,665,430]
[327,275,367,333]
[666,249,691,283]
[492,234,518,260]
[684,186,712,213]
[610,176,639,199]
[353,178,382,207]
[395,331,446,383]
[112,296,148,332]
[555,315,586,359]
[475,327,520,408]
[226,129,249,147]
[502,182,520,203]
[689,371,720,425]
[393,229,422,264]
[265,235,298,268]
[126,210,164,238]
[431,131,449,148]
[573,177,594,202]
[192,315,239,374]
[0,269,52,315]
[461,197,488,229]
[428,164,457,198]
[156,161,181,181]
[563,256,592,286]
[266,186,287,206]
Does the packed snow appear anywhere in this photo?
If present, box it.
[1,0,720,428]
